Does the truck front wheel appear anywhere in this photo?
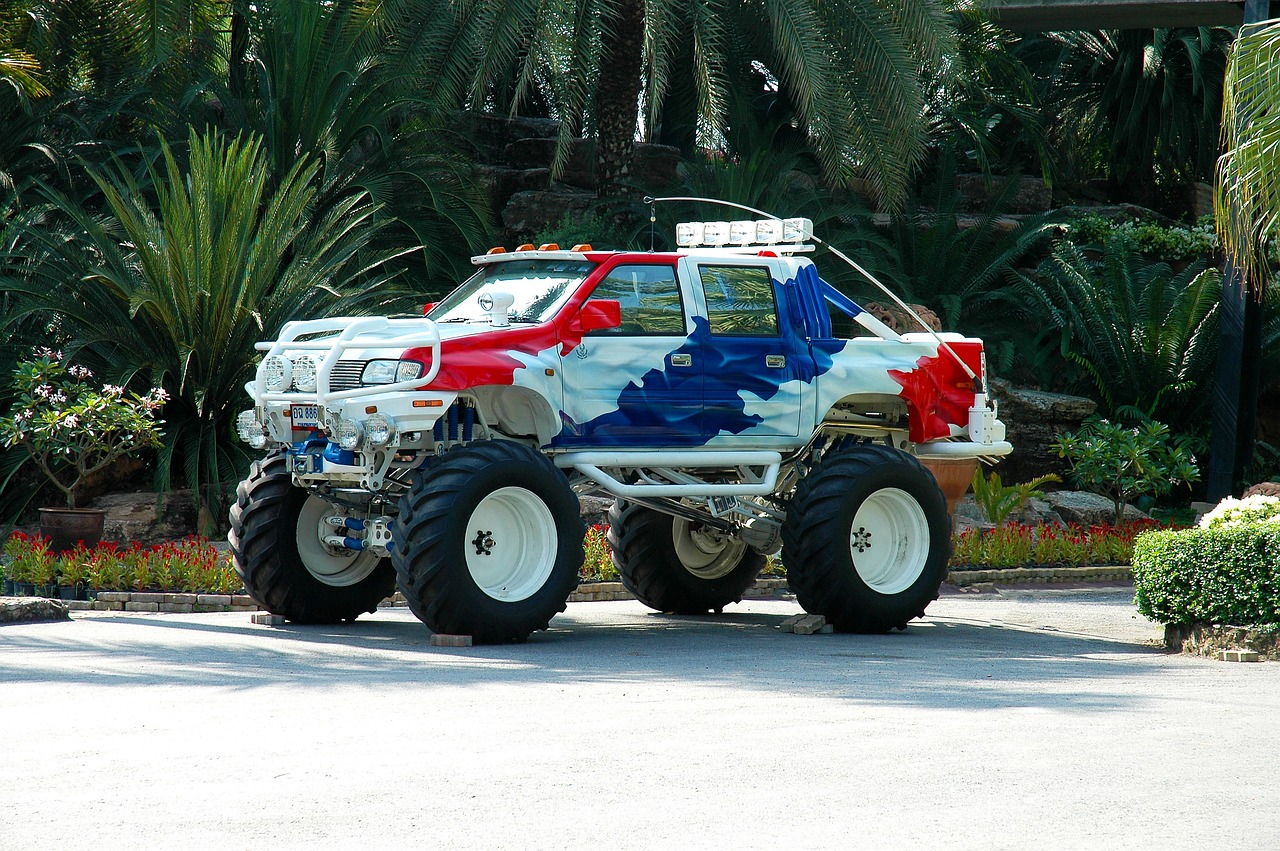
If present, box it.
[393,442,583,643]
[782,444,950,632]
[608,501,764,614]
[229,453,395,623]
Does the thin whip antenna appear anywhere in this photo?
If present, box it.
[643,195,980,385]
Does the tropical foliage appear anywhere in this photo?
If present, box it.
[2,129,406,524]
[1014,236,1222,425]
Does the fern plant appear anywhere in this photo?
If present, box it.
[971,468,1060,526]
[1014,235,1221,427]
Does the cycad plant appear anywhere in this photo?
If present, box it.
[2,128,407,527]
[1014,236,1221,429]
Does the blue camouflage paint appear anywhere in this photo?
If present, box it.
[556,260,853,447]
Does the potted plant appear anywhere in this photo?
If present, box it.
[0,352,165,552]
[3,531,51,596]
[56,545,90,601]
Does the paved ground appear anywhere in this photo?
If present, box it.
[2,587,1278,850]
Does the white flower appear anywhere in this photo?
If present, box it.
[103,385,124,396]
[33,384,52,398]
[63,414,79,428]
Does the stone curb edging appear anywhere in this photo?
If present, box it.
[19,577,796,614]
[946,566,1132,586]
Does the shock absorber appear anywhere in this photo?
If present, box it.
[462,400,475,441]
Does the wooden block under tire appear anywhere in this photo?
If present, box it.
[431,634,474,647]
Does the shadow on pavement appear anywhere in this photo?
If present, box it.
[0,598,1178,713]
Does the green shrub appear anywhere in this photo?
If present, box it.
[1132,527,1280,626]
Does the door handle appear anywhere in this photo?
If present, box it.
[766,355,786,368]
[670,353,692,367]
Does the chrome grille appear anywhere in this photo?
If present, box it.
[328,360,367,392]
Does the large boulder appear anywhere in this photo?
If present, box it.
[1042,490,1148,526]
[501,188,597,240]
[91,489,199,547]
[988,379,1097,484]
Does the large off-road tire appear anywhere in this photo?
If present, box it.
[608,501,765,614]
[228,453,396,623]
[393,442,583,643]
[782,443,950,633]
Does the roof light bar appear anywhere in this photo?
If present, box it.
[676,217,813,247]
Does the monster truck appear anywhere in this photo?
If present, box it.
[228,213,1011,643]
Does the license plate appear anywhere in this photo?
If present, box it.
[291,404,320,428]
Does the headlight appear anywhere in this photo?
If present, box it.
[365,414,395,446]
[361,359,425,386]
[262,356,292,392]
[292,354,318,392]
[334,417,362,451]
[396,361,424,383]
[235,410,267,449]
[361,360,398,385]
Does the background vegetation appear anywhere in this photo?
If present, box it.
[0,0,1273,529]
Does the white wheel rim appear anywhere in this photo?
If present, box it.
[465,486,557,602]
[849,488,931,595]
[672,518,747,580]
[295,496,380,587]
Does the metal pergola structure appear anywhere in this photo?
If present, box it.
[981,0,1272,499]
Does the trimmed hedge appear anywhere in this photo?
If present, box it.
[1132,527,1280,626]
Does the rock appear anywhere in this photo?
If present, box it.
[1013,497,1065,528]
[953,495,995,535]
[861,301,942,333]
[1042,491,1148,526]
[0,597,70,623]
[473,165,551,221]
[453,112,559,163]
[504,137,596,190]
[632,143,680,190]
[90,489,199,547]
[987,379,1097,484]
[954,174,1052,214]
[501,188,597,240]
[579,495,612,529]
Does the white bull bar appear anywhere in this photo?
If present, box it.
[248,316,443,408]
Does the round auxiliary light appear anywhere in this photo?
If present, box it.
[262,356,292,392]
[292,354,318,392]
[365,414,395,447]
[236,409,261,445]
[334,417,363,451]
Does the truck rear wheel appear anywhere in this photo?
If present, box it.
[608,501,764,614]
[393,442,583,643]
[782,443,949,632]
[229,453,395,623]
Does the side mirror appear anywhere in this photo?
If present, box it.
[422,302,436,315]
[575,299,622,333]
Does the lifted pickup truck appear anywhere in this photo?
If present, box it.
[229,213,1011,642]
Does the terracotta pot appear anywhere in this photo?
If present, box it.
[920,458,978,517]
[38,507,107,554]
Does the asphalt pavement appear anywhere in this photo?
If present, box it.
[2,587,1277,850]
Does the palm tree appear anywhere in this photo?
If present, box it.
[1217,21,1280,289]
[383,0,955,207]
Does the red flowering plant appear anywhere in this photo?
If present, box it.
[3,530,54,586]
[5,532,240,594]
[581,524,617,582]
[951,518,1173,569]
[0,352,165,508]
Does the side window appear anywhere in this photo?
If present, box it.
[699,265,780,336]
[587,264,686,334]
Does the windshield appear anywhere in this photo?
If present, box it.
[429,259,596,324]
